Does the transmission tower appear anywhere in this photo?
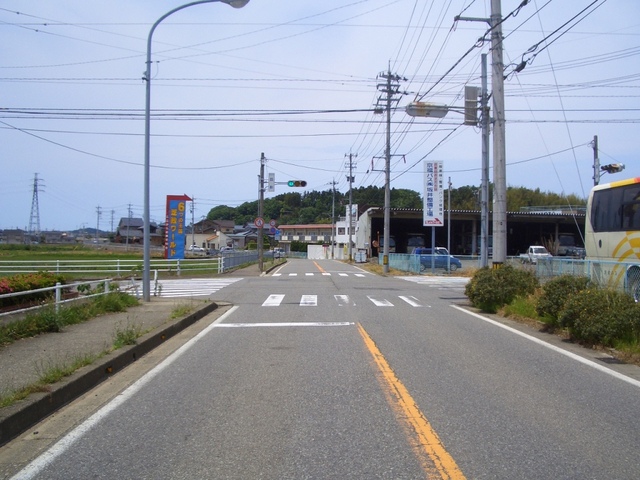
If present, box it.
[28,173,43,243]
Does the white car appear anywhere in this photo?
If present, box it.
[188,245,205,252]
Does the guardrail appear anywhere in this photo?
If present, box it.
[0,278,116,318]
[0,257,224,277]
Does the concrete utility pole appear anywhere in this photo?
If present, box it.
[592,135,600,186]
[376,68,406,274]
[480,53,490,268]
[345,153,357,261]
[258,152,265,272]
[190,198,195,247]
[491,0,507,266]
[95,206,102,243]
[331,179,337,259]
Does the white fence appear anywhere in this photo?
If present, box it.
[0,258,223,277]
[0,278,116,318]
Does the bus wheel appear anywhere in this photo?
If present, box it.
[626,267,640,302]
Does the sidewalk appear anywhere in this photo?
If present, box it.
[0,262,271,446]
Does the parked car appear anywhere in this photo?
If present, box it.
[220,246,235,253]
[273,247,285,258]
[519,245,552,264]
[188,245,205,253]
[415,247,462,272]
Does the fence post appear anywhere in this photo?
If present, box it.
[105,279,110,293]
[117,259,121,276]
[55,282,62,313]
[56,260,60,274]
[177,260,181,277]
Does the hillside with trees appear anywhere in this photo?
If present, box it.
[206,185,585,225]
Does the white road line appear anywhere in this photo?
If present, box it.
[334,294,354,306]
[272,273,282,277]
[452,305,640,389]
[399,295,424,307]
[12,307,240,480]
[262,294,285,306]
[300,295,317,306]
[339,273,348,277]
[322,272,331,276]
[355,273,365,277]
[305,273,314,276]
[368,296,394,307]
[216,322,353,328]
[288,273,298,276]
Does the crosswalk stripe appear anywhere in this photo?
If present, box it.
[399,295,424,307]
[334,294,353,306]
[133,278,242,298]
[367,296,394,307]
[263,294,285,306]
[300,295,317,306]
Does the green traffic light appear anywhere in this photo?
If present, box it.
[287,180,307,187]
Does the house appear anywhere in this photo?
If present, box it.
[115,218,161,245]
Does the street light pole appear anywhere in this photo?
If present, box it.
[142,0,250,301]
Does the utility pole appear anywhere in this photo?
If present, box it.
[28,173,42,244]
[95,206,102,243]
[491,0,507,267]
[480,53,490,268]
[592,135,600,185]
[376,67,406,274]
[258,152,265,272]
[456,0,507,266]
[345,153,357,261]
[330,179,337,259]
[126,204,133,248]
[190,197,196,247]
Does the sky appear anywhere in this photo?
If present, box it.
[1,0,638,232]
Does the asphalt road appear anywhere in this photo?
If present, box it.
[7,259,640,479]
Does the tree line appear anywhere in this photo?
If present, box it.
[206,185,585,226]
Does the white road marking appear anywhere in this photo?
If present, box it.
[305,273,314,276]
[399,295,424,307]
[216,322,353,328]
[12,307,240,480]
[300,295,317,306]
[367,296,394,307]
[334,294,354,306]
[339,273,348,277]
[289,273,298,276]
[452,305,640,389]
[262,294,285,306]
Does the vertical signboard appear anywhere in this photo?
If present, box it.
[423,161,444,226]
[164,194,192,259]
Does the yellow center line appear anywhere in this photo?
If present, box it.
[357,323,466,480]
[313,261,326,273]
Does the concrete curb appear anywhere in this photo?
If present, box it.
[0,302,218,447]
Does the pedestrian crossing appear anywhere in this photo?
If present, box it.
[260,294,428,308]
[272,272,366,277]
[399,276,469,288]
[130,278,243,298]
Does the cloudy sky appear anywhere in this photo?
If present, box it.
[1,0,638,232]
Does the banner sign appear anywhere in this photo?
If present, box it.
[164,194,192,259]
[423,161,444,226]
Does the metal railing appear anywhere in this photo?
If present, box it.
[0,257,223,277]
[0,278,116,317]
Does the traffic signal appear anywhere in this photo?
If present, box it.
[287,180,307,187]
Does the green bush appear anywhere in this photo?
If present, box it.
[559,288,640,346]
[464,265,538,313]
[0,271,66,308]
[536,275,591,326]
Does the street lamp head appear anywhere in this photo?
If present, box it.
[221,0,250,8]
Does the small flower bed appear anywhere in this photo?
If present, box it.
[0,272,66,309]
